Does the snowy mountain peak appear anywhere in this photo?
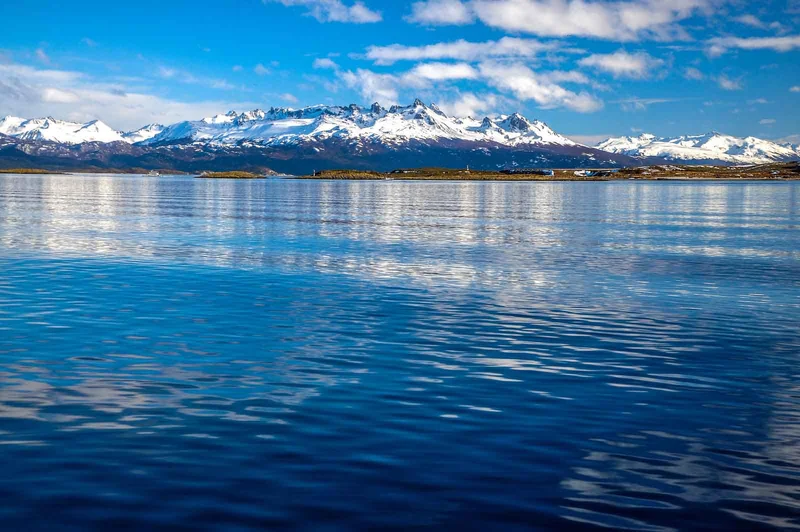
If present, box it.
[7,101,794,165]
[0,116,125,144]
[136,100,579,149]
[597,131,799,164]
[122,124,165,144]
[500,113,532,132]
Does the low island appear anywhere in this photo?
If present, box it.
[0,168,64,175]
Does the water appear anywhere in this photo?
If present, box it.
[0,173,799,531]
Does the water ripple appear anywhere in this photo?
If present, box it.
[0,174,798,529]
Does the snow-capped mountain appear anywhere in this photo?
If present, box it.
[143,100,578,148]
[0,116,126,144]
[596,132,799,165]
[122,124,165,144]
[5,100,797,173]
[3,104,797,168]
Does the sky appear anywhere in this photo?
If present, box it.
[1,0,799,144]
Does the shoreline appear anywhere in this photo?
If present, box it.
[297,164,800,181]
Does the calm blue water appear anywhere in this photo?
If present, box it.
[0,174,799,531]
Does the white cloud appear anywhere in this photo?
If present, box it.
[717,74,742,90]
[612,97,676,111]
[40,87,81,104]
[81,38,97,47]
[436,92,499,116]
[407,0,719,41]
[0,62,261,130]
[254,63,271,75]
[578,50,665,79]
[791,86,800,93]
[478,62,603,112]
[732,14,766,29]
[759,118,775,124]
[708,35,800,55]
[280,93,299,103]
[407,62,479,81]
[365,37,557,65]
[313,58,339,69]
[338,60,603,113]
[340,69,400,104]
[232,65,243,72]
[338,61,478,104]
[541,70,591,84]
[748,98,768,104]
[407,0,474,24]
[683,66,704,80]
[266,0,381,23]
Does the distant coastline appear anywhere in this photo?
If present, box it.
[1,163,797,181]
[298,164,800,181]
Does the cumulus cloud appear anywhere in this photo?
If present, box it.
[478,62,603,112]
[436,92,499,116]
[0,62,261,130]
[407,62,479,81]
[338,62,478,103]
[313,58,339,69]
[266,0,381,23]
[791,86,800,92]
[407,0,719,41]
[759,118,775,124]
[578,50,665,79]
[340,69,400,103]
[254,63,271,75]
[365,37,557,65]
[338,60,603,113]
[280,93,299,103]
[407,0,474,24]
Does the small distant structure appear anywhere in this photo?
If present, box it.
[147,170,160,176]
[574,169,618,178]
[500,168,554,176]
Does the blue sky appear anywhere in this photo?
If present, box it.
[1,0,799,143]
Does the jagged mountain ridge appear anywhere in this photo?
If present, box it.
[597,132,799,165]
[143,100,578,148]
[0,130,639,175]
[1,101,577,149]
[0,116,125,144]
[1,100,797,172]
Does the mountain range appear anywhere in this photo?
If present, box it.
[1,100,797,174]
